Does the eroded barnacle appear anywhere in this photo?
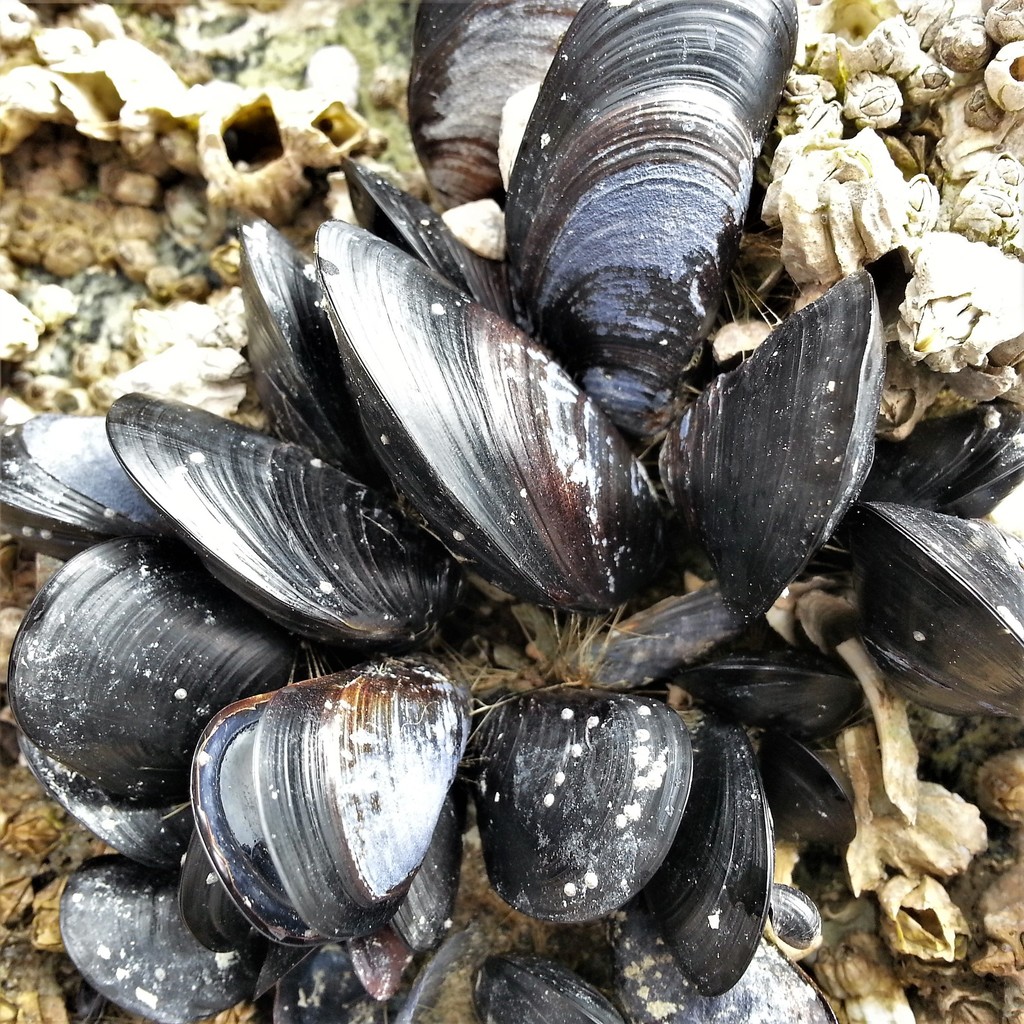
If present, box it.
[0,290,43,362]
[987,0,1024,45]
[948,153,1024,252]
[876,874,970,962]
[986,41,1024,112]
[763,128,912,285]
[897,231,1024,373]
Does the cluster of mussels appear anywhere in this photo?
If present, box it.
[3,0,1024,1021]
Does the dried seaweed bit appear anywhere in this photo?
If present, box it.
[838,724,988,896]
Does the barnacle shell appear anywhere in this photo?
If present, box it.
[897,232,1024,375]
[317,220,662,613]
[948,153,1024,253]
[763,128,913,286]
[408,0,582,208]
[877,874,969,962]
[0,289,42,361]
[506,0,798,436]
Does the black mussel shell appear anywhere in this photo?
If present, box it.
[344,159,511,317]
[1,414,167,558]
[677,651,864,741]
[584,584,747,688]
[178,831,256,954]
[9,536,295,801]
[861,403,1024,518]
[758,731,856,846]
[661,271,885,620]
[506,0,798,436]
[273,944,376,1024]
[18,734,192,870]
[317,220,663,613]
[769,883,822,951]
[474,955,625,1024]
[472,690,691,923]
[61,857,262,1024]
[614,900,837,1023]
[106,394,460,648]
[192,692,324,945]
[850,502,1024,716]
[408,1,582,208]
[239,218,378,482]
[643,715,773,996]
[252,662,470,939]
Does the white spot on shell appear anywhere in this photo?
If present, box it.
[584,871,599,889]
[708,909,721,929]
[543,793,555,807]
[637,705,651,717]
[913,630,926,642]
[554,771,565,786]
[453,530,465,542]
[188,451,205,465]
[561,708,574,721]
[431,302,445,315]
[97,944,111,960]
[540,132,551,148]
[135,989,159,1011]
[173,688,187,700]
[318,580,335,594]
[563,882,577,896]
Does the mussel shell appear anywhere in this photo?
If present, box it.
[192,693,323,945]
[344,159,511,317]
[9,536,295,801]
[849,502,1024,717]
[1,414,166,558]
[317,220,663,613]
[239,218,378,481]
[585,584,747,689]
[677,651,864,741]
[273,944,374,1024]
[106,394,460,649]
[758,731,856,846]
[769,883,822,951]
[253,662,470,938]
[178,831,256,954]
[61,857,262,1024]
[861,403,1024,518]
[661,271,884,619]
[472,690,691,923]
[474,955,625,1024]
[18,734,192,870]
[506,0,798,436]
[408,1,582,208]
[613,900,838,1023]
[643,715,773,997]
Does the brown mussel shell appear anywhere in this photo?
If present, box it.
[106,394,460,649]
[9,536,295,802]
[316,220,663,613]
[506,0,798,436]
[471,689,692,923]
[661,271,885,620]
[850,501,1024,716]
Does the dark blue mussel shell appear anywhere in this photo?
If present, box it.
[506,0,799,435]
[106,394,460,649]
[0,414,168,558]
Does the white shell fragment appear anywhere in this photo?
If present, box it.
[897,231,1024,373]
[440,199,507,260]
[763,128,912,285]
[497,81,540,189]
[0,289,43,362]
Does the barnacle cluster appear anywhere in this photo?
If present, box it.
[1,2,1024,1024]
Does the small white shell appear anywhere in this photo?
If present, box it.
[985,40,1024,112]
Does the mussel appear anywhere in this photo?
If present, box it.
[505,0,799,435]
